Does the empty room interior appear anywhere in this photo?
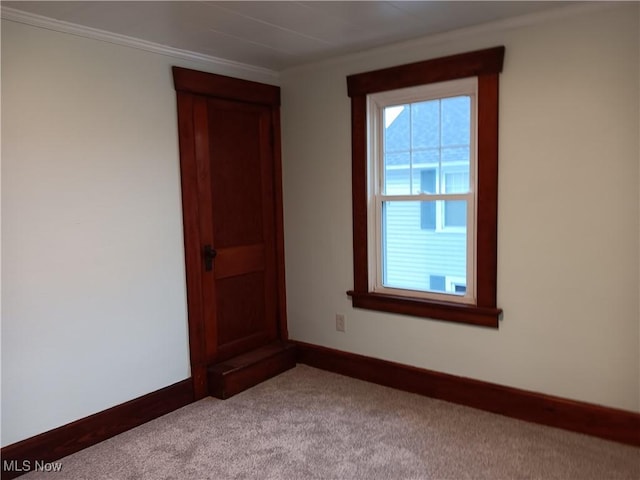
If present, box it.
[2,1,639,478]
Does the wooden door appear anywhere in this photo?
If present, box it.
[173,67,288,399]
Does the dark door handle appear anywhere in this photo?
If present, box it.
[203,245,217,271]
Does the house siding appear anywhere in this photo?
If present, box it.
[383,196,466,292]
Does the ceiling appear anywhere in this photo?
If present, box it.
[3,1,579,71]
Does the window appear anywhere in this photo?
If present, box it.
[346,47,505,327]
[373,79,475,302]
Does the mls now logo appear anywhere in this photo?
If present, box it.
[3,460,63,473]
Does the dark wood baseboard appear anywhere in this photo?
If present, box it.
[1,379,193,480]
[208,341,296,399]
[294,341,640,447]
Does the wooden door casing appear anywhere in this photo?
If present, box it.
[173,67,288,400]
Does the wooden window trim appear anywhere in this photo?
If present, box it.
[346,47,505,328]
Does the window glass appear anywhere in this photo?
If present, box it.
[381,91,472,295]
[384,153,410,195]
[411,100,440,149]
[441,96,471,147]
[445,171,469,193]
[382,201,467,294]
[383,97,471,197]
[444,200,467,228]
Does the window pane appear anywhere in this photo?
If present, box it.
[444,200,467,228]
[412,151,439,194]
[444,171,469,194]
[441,146,470,164]
[420,169,437,194]
[411,100,440,149]
[383,153,410,195]
[384,105,409,152]
[411,149,440,167]
[383,96,471,197]
[382,201,467,294]
[441,96,470,146]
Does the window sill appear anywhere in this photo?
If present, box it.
[347,290,502,328]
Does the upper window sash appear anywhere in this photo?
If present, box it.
[368,78,477,199]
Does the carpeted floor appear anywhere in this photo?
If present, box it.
[23,365,640,479]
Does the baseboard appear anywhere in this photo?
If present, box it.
[208,341,296,399]
[293,341,640,447]
[1,379,193,480]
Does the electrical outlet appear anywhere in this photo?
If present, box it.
[335,314,346,332]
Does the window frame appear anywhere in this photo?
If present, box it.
[370,79,477,305]
[346,47,505,328]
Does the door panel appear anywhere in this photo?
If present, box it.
[214,245,265,280]
[216,272,266,345]
[200,98,278,362]
[208,100,265,248]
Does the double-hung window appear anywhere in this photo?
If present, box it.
[347,47,505,327]
[372,79,476,303]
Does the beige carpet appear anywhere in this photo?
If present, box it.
[23,365,639,479]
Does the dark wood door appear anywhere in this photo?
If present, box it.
[199,97,278,361]
[173,67,287,399]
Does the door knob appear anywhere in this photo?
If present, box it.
[203,244,217,271]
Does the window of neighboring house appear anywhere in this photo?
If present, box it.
[420,164,471,230]
[346,47,505,328]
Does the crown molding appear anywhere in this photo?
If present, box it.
[283,2,623,74]
[1,6,280,82]
[1,2,625,79]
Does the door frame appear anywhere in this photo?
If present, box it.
[172,67,288,399]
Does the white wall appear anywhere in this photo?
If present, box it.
[1,19,278,446]
[281,4,640,412]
